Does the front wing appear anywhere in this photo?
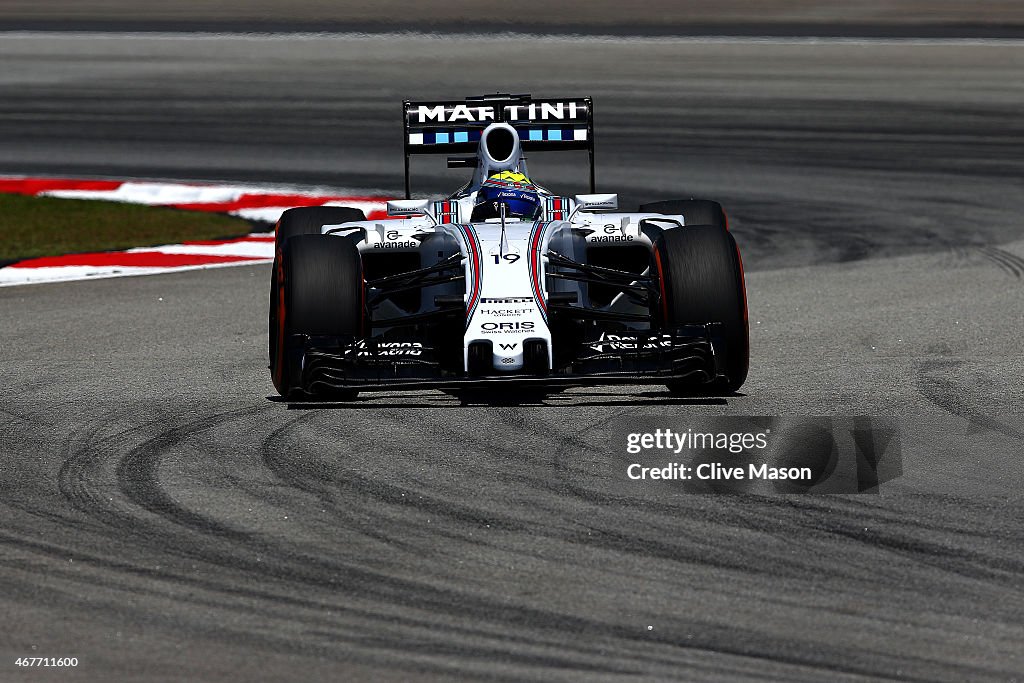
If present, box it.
[294,325,727,394]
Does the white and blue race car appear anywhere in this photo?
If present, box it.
[269,93,748,399]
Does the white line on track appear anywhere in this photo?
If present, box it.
[0,259,270,287]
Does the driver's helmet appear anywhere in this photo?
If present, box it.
[471,172,542,221]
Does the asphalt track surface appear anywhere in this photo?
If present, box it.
[2,1,1024,36]
[1,33,1023,682]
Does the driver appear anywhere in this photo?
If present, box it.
[471,172,542,221]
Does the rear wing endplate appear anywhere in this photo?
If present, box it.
[402,93,594,197]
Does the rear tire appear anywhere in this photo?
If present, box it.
[270,234,364,400]
[639,199,727,230]
[273,206,367,254]
[653,225,748,394]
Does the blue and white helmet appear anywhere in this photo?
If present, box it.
[471,172,542,221]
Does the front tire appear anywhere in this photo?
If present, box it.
[269,206,366,394]
[270,234,364,400]
[653,225,748,394]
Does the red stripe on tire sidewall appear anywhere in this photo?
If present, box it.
[273,258,287,390]
[654,245,668,323]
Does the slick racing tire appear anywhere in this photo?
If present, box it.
[269,206,365,383]
[639,199,727,230]
[653,225,748,394]
[270,234,364,400]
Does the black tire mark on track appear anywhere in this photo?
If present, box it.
[260,409,533,531]
[106,406,705,675]
[55,406,645,676]
[978,246,1024,279]
[254,406,940,680]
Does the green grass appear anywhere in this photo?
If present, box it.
[0,193,254,262]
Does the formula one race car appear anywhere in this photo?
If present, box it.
[269,93,748,399]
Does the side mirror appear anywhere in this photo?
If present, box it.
[573,193,618,212]
[386,199,434,218]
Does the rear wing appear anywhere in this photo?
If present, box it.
[402,93,594,198]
